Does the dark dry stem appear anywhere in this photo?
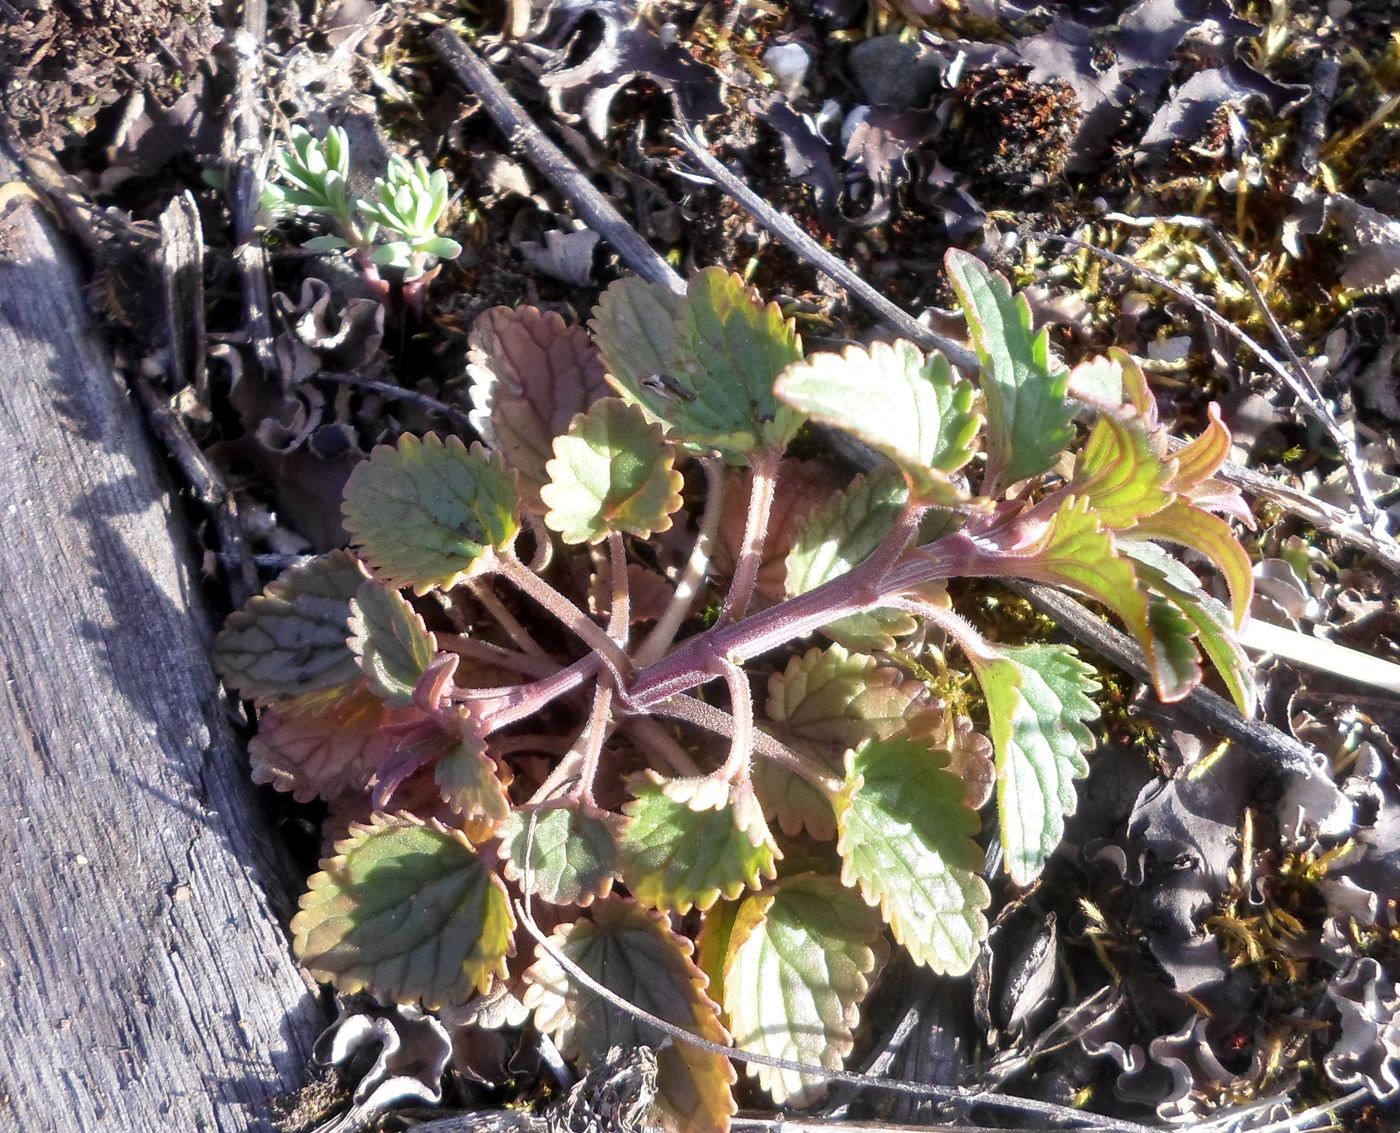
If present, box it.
[667,122,979,372]
[317,370,476,434]
[128,372,259,608]
[428,29,683,296]
[226,2,280,387]
[717,448,780,627]
[1005,580,1320,779]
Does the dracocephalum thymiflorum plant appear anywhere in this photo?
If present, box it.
[214,252,1257,1133]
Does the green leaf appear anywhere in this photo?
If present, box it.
[435,737,511,825]
[500,802,623,907]
[1130,563,1258,717]
[540,398,684,544]
[1069,412,1174,529]
[945,249,1073,488]
[1161,584,1258,717]
[774,339,980,503]
[723,874,887,1107]
[213,550,368,708]
[968,644,1099,887]
[593,269,804,460]
[766,643,925,750]
[590,275,686,395]
[1147,595,1201,696]
[349,581,438,706]
[785,465,917,650]
[1128,499,1253,628]
[835,738,989,975]
[620,775,779,914]
[466,305,611,514]
[292,813,515,1008]
[342,433,519,594]
[752,760,837,841]
[695,899,743,1003]
[1013,496,1197,699]
[524,898,737,1133]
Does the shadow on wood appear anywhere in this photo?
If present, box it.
[0,154,329,1129]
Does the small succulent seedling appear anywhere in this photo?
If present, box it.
[264,126,463,284]
[215,253,1257,1132]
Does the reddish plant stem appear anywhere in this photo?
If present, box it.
[716,448,780,627]
[573,682,614,807]
[472,654,602,734]
[436,633,560,679]
[496,551,633,681]
[627,502,941,710]
[469,507,990,740]
[654,695,836,793]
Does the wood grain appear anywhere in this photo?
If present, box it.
[0,153,328,1130]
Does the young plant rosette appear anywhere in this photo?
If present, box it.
[214,252,1256,1133]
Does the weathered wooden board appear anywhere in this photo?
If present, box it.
[0,157,329,1129]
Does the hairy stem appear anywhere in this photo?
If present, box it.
[715,658,755,782]
[606,532,630,645]
[466,577,554,663]
[573,682,614,807]
[634,457,725,666]
[656,694,837,794]
[436,633,560,680]
[523,511,554,573]
[620,716,704,777]
[717,448,780,627]
[471,654,603,734]
[496,551,633,681]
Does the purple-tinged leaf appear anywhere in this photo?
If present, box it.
[213,550,368,709]
[466,305,610,515]
[249,684,410,803]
